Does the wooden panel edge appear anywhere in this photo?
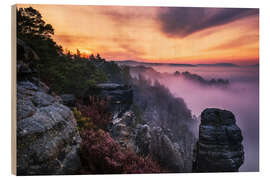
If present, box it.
[11,4,17,176]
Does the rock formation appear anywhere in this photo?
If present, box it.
[109,111,186,172]
[109,110,138,150]
[147,126,185,172]
[88,83,188,173]
[17,80,82,175]
[192,108,244,172]
[84,83,133,117]
[16,40,81,175]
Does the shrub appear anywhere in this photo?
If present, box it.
[79,129,162,174]
[73,107,96,131]
[75,97,112,130]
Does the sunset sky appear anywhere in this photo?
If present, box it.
[18,4,259,65]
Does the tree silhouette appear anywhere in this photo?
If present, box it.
[96,53,101,60]
[76,49,81,59]
[66,50,72,59]
[89,54,95,61]
[17,7,54,40]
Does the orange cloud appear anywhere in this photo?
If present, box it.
[17,4,259,65]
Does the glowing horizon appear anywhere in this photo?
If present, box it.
[17,4,259,65]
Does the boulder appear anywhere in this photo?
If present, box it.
[192,108,244,172]
[17,80,81,175]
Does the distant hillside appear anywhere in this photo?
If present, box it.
[196,63,238,67]
[246,63,259,67]
[128,65,230,88]
[115,60,239,67]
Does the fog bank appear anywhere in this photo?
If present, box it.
[130,65,259,171]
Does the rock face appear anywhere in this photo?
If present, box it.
[109,111,137,150]
[135,124,151,156]
[17,80,82,175]
[192,108,244,172]
[84,83,133,117]
[147,127,185,172]
[16,39,81,175]
[109,111,185,172]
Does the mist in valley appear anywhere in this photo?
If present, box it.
[128,64,259,171]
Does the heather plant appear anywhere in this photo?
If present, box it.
[79,129,162,174]
[73,107,96,131]
[75,97,112,130]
